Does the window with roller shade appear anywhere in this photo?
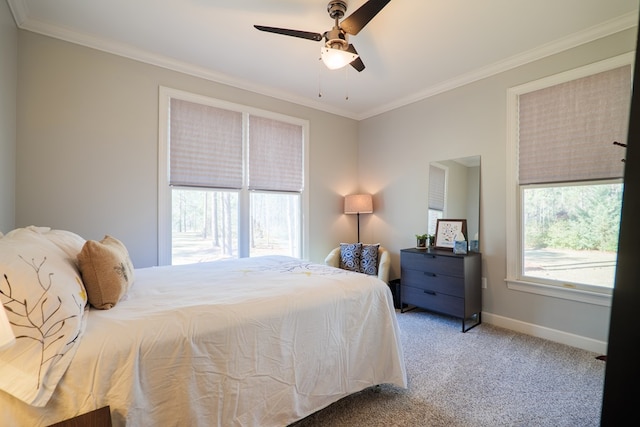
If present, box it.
[158,88,307,265]
[428,164,446,235]
[506,56,632,298]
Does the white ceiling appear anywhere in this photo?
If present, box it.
[7,0,639,120]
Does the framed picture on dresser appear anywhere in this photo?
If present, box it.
[434,219,467,250]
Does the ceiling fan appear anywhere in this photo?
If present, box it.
[254,0,391,72]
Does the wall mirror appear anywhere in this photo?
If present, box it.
[428,155,481,249]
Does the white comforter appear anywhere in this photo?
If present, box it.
[1,256,407,426]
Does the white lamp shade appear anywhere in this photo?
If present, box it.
[321,46,358,70]
[344,194,373,214]
[0,306,15,350]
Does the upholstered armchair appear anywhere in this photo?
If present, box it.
[324,245,390,284]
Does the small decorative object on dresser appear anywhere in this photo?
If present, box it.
[434,219,467,250]
[453,230,467,255]
[400,247,481,332]
[469,233,480,252]
[415,233,428,249]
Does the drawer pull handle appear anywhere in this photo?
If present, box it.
[423,290,436,295]
[423,272,437,277]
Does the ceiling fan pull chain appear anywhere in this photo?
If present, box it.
[318,57,323,98]
[345,66,349,100]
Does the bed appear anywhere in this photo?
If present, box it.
[0,227,407,426]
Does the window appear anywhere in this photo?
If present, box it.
[158,88,308,265]
[506,54,632,304]
[521,182,622,289]
[428,163,447,235]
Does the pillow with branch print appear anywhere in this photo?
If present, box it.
[21,226,87,270]
[0,227,88,407]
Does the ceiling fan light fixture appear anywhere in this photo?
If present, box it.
[321,46,358,70]
[256,0,391,73]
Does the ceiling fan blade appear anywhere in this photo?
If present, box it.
[340,0,391,35]
[347,44,365,72]
[254,25,323,41]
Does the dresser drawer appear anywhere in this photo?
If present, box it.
[401,268,464,298]
[401,251,464,277]
[401,285,464,318]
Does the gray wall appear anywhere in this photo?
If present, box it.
[0,0,16,232]
[358,28,637,349]
[15,30,359,267]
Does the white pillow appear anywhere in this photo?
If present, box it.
[24,226,87,269]
[0,227,88,407]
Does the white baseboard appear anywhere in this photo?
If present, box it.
[482,312,608,355]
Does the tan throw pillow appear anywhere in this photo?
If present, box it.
[78,235,135,310]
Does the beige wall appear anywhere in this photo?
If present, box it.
[0,0,16,232]
[358,28,637,347]
[15,30,359,267]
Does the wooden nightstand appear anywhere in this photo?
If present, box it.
[48,406,112,427]
[400,248,481,332]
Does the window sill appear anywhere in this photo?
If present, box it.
[505,278,612,307]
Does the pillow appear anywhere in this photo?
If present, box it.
[78,235,135,310]
[339,243,362,272]
[43,229,86,268]
[0,227,88,407]
[360,243,380,276]
[23,226,86,269]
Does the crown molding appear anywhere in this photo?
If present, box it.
[358,11,638,120]
[7,1,359,120]
[8,1,638,121]
[6,0,28,26]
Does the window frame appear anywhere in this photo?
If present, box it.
[428,162,448,235]
[158,86,309,265]
[505,52,634,307]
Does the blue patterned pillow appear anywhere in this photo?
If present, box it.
[360,244,380,276]
[339,243,362,272]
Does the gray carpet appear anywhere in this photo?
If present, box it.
[292,309,605,427]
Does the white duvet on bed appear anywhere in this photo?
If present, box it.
[1,256,406,427]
